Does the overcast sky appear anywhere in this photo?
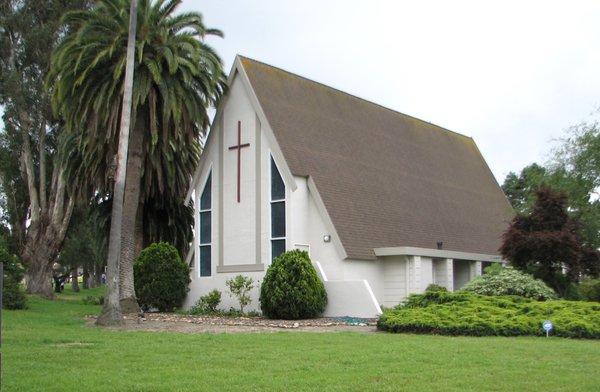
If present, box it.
[181,0,600,183]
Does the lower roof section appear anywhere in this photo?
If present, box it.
[374,246,503,262]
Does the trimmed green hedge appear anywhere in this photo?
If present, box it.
[134,242,190,312]
[260,250,327,319]
[377,291,600,339]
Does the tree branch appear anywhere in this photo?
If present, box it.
[39,119,47,213]
[19,112,40,225]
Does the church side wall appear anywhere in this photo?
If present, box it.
[290,176,385,310]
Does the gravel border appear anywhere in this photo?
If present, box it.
[86,313,378,333]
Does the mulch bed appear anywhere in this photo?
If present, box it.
[86,312,378,333]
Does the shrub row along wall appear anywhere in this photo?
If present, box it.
[377,291,600,339]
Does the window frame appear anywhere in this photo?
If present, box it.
[269,155,286,261]
[198,170,212,278]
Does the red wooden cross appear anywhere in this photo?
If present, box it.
[228,121,250,203]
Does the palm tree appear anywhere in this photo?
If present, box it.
[50,0,225,314]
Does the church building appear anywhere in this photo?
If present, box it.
[184,56,513,317]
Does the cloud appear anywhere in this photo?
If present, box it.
[183,0,600,182]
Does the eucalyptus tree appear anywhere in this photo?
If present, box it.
[50,0,225,312]
[0,0,90,297]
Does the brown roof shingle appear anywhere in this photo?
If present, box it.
[240,56,513,260]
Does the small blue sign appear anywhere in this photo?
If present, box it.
[543,320,553,332]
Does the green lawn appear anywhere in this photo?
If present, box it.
[3,289,599,391]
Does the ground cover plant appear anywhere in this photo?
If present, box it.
[378,290,600,338]
[190,289,222,314]
[580,278,600,301]
[3,288,600,391]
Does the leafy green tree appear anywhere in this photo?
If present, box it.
[553,119,600,191]
[502,120,600,248]
[0,0,90,297]
[49,0,225,312]
[59,204,108,290]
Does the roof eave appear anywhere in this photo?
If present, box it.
[374,246,503,262]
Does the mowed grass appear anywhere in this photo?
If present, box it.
[3,288,600,391]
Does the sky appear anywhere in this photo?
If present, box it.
[180,0,600,183]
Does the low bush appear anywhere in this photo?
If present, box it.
[378,291,600,339]
[580,279,600,302]
[134,242,190,312]
[82,295,104,305]
[1,246,27,310]
[190,290,222,314]
[425,284,448,293]
[462,266,557,300]
[260,250,327,319]
[226,275,254,313]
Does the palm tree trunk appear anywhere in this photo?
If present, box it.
[118,112,144,314]
[96,0,138,326]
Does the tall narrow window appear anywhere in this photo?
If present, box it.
[270,156,286,260]
[199,172,212,277]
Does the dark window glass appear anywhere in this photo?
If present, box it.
[271,239,285,260]
[200,173,212,210]
[271,201,285,238]
[200,211,211,244]
[200,245,211,277]
[271,157,285,200]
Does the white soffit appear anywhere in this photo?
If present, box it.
[374,246,502,262]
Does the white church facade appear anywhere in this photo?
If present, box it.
[183,56,513,318]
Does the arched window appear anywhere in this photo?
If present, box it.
[199,171,212,277]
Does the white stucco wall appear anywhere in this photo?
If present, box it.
[382,256,408,307]
[433,258,454,291]
[453,260,471,290]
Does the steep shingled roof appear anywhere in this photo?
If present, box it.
[240,56,513,260]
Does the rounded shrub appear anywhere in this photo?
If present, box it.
[133,242,190,312]
[1,246,27,310]
[260,250,327,319]
[462,266,557,300]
